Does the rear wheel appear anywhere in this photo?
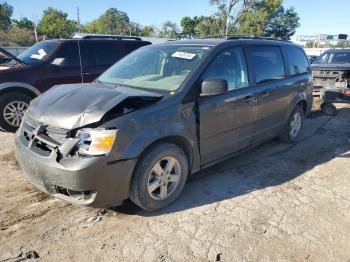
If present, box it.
[130,143,189,211]
[279,105,304,143]
[321,103,337,116]
[0,92,32,133]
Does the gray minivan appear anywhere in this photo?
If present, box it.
[15,38,313,211]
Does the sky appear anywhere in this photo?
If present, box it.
[5,0,350,36]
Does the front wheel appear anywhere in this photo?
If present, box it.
[129,143,189,211]
[279,105,304,143]
[0,92,32,133]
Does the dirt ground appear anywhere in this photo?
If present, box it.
[0,102,350,262]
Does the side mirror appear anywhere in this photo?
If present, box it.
[201,78,228,96]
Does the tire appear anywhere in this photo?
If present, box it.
[0,92,32,133]
[321,103,337,116]
[130,143,189,211]
[279,105,304,143]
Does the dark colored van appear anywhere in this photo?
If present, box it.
[0,34,151,132]
[15,38,313,211]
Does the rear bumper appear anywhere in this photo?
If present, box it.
[15,135,137,208]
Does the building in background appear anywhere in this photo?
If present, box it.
[295,34,350,48]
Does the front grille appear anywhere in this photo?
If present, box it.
[22,117,71,155]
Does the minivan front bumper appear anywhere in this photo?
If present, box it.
[15,135,137,208]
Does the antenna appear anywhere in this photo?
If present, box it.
[76,6,81,33]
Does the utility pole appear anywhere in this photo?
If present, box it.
[76,6,81,32]
[225,0,230,37]
[33,23,38,43]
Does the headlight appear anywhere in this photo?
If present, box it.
[77,129,117,156]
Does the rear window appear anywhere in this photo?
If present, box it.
[285,46,310,75]
[250,46,285,83]
[89,42,125,66]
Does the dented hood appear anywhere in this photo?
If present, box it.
[26,83,162,129]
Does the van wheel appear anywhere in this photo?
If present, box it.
[279,105,304,143]
[0,92,32,133]
[130,143,188,211]
[321,103,337,116]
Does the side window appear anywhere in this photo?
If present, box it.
[202,47,249,91]
[90,42,124,66]
[50,42,80,68]
[250,46,285,83]
[285,46,309,75]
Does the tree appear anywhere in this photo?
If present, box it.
[238,0,299,39]
[12,17,34,31]
[0,27,35,46]
[141,25,155,37]
[160,21,178,38]
[84,8,130,35]
[38,7,76,38]
[181,16,197,35]
[264,6,300,39]
[0,1,13,30]
[239,0,282,36]
[209,0,254,35]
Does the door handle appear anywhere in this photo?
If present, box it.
[244,95,257,103]
[82,72,91,75]
[257,91,270,98]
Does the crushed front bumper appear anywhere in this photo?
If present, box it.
[15,134,137,208]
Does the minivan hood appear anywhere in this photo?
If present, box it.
[26,83,162,129]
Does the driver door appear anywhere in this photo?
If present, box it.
[36,42,86,92]
[198,47,258,165]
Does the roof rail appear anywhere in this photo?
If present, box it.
[70,33,142,41]
[226,35,291,42]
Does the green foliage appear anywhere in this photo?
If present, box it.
[83,8,130,35]
[160,21,178,38]
[238,0,299,39]
[304,41,314,48]
[38,7,76,38]
[141,25,156,37]
[264,6,300,39]
[239,0,282,36]
[12,17,34,30]
[0,26,35,46]
[0,1,13,30]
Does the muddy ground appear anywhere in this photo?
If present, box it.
[0,103,350,262]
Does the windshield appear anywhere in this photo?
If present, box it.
[17,41,58,65]
[97,44,211,91]
[316,51,350,64]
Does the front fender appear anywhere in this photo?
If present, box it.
[0,82,41,96]
[103,103,200,172]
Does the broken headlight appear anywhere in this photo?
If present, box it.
[77,129,117,156]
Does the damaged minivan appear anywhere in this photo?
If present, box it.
[15,38,313,211]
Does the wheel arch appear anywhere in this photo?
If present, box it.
[296,99,307,114]
[137,135,194,174]
[0,82,41,98]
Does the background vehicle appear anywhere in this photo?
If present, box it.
[311,48,350,96]
[15,37,313,211]
[0,34,151,132]
[307,55,318,64]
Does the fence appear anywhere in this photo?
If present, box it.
[3,47,28,56]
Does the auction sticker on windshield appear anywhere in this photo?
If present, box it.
[172,51,196,60]
[30,48,47,60]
